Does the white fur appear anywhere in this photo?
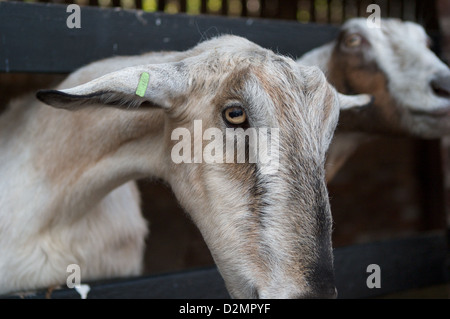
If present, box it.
[0,120,147,293]
[1,35,369,298]
[345,19,449,117]
[298,18,450,181]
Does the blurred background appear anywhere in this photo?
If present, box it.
[0,0,449,283]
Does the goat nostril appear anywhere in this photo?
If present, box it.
[300,286,337,299]
[317,286,338,299]
[431,76,450,98]
[329,287,338,299]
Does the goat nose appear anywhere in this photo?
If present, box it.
[301,286,338,299]
[431,73,450,98]
[258,286,337,299]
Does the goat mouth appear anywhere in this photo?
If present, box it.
[410,107,450,118]
[432,83,450,99]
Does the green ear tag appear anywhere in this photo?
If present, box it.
[135,72,150,97]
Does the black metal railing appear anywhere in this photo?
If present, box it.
[7,0,438,28]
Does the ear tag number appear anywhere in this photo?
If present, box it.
[135,72,150,97]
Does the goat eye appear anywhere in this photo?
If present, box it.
[345,34,362,48]
[223,106,247,125]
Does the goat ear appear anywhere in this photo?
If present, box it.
[36,63,186,110]
[338,93,373,110]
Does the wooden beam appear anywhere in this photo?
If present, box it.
[2,232,447,299]
[0,2,337,73]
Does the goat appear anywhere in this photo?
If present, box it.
[298,18,450,181]
[1,35,370,298]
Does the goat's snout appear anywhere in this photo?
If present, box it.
[257,285,337,299]
[431,73,450,99]
[303,265,337,299]
[300,285,338,299]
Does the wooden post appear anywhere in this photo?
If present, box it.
[157,0,166,11]
[278,0,297,20]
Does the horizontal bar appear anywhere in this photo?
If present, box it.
[0,2,338,73]
[2,232,448,299]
